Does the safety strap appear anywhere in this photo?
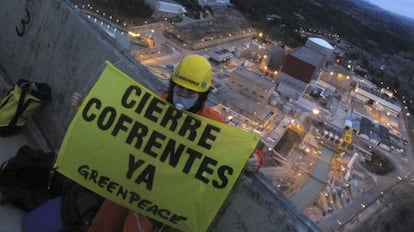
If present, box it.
[8,86,28,128]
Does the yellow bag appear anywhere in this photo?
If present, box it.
[0,79,50,136]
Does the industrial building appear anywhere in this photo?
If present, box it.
[357,116,404,153]
[228,66,276,103]
[145,0,187,15]
[351,82,402,117]
[266,44,288,72]
[319,65,352,92]
[209,49,233,64]
[276,38,333,100]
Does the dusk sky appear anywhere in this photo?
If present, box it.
[366,0,414,19]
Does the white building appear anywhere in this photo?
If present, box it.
[351,82,401,117]
[145,0,187,15]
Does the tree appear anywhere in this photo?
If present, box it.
[114,0,153,18]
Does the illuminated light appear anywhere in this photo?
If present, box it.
[312,108,320,115]
[330,71,334,76]
[128,31,140,37]
[346,76,350,79]
[274,71,278,75]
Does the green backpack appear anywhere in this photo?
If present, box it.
[0,79,51,136]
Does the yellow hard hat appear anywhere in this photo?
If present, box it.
[171,54,212,92]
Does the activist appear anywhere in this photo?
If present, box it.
[72,54,264,232]
[162,54,263,170]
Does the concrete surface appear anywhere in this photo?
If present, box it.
[0,0,319,231]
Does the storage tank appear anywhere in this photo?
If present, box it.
[305,37,334,63]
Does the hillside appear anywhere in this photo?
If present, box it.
[230,0,414,112]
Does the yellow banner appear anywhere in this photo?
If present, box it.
[56,62,259,232]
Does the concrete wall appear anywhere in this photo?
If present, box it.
[0,0,319,231]
[0,0,165,150]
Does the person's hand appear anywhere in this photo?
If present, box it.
[71,92,84,109]
[245,153,259,172]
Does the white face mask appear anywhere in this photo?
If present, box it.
[173,86,199,111]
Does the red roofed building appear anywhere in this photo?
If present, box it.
[276,38,333,100]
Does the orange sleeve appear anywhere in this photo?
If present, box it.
[198,106,226,123]
[253,149,264,169]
